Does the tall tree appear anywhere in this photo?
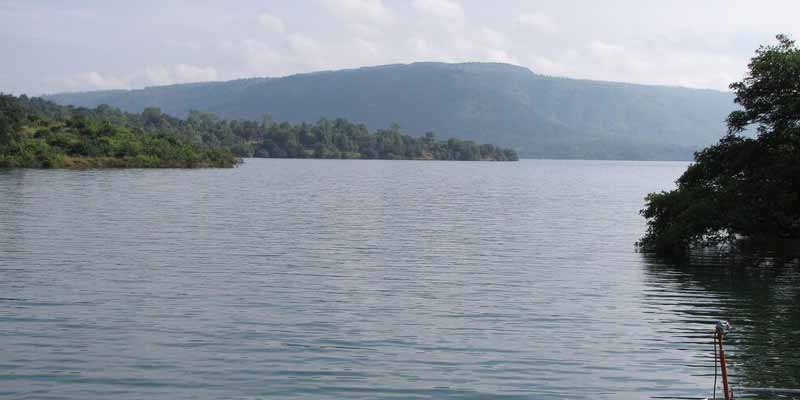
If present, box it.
[0,93,26,147]
[640,35,800,254]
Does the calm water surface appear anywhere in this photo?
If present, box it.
[1,159,798,399]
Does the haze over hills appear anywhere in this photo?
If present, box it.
[46,62,736,160]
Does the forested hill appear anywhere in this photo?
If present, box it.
[47,62,736,160]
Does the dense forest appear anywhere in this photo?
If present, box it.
[639,35,800,255]
[48,62,734,161]
[1,94,517,168]
[92,104,519,161]
[0,94,240,168]
[228,119,518,161]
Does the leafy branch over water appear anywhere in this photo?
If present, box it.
[0,94,518,169]
[639,35,800,255]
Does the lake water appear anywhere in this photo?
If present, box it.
[1,159,798,399]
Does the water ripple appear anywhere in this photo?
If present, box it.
[1,160,797,399]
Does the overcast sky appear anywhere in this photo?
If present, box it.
[2,0,798,95]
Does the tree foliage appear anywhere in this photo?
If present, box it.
[0,93,517,168]
[0,94,240,168]
[240,121,518,161]
[131,107,518,161]
[640,35,800,254]
[0,94,25,145]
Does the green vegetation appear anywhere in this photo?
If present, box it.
[0,94,240,168]
[639,35,800,255]
[46,62,734,161]
[0,94,517,168]
[169,111,517,161]
[226,120,518,161]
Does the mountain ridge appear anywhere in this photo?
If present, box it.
[48,62,727,98]
[46,62,736,160]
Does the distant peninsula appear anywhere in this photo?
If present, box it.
[0,94,517,169]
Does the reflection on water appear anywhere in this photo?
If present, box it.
[642,251,800,399]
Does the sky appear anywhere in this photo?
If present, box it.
[2,0,799,95]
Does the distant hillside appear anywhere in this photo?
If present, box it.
[46,62,736,160]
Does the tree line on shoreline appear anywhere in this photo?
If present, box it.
[115,104,519,161]
[0,94,518,169]
[0,95,240,168]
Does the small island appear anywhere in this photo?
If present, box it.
[0,94,518,169]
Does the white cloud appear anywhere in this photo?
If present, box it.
[412,0,464,21]
[9,0,800,94]
[163,39,202,50]
[320,0,393,24]
[482,49,517,64]
[347,23,381,37]
[407,36,445,61]
[589,41,626,57]
[55,64,219,92]
[288,33,321,55]
[257,12,285,33]
[528,55,567,76]
[478,27,505,48]
[234,39,284,75]
[173,64,218,82]
[521,41,742,89]
[404,5,515,65]
[70,71,129,90]
[516,12,556,34]
[355,37,379,56]
[22,0,800,94]
[213,35,329,78]
[142,65,172,86]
